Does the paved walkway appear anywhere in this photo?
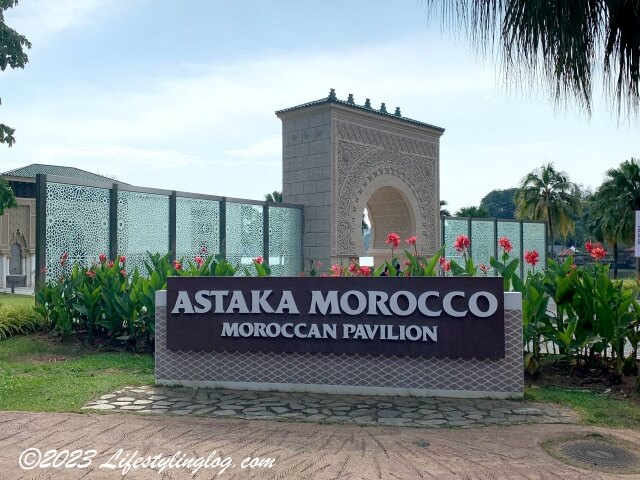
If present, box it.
[1,411,638,479]
[82,385,577,428]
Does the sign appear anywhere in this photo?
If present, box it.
[636,211,640,257]
[166,276,505,358]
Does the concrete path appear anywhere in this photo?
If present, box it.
[0,411,638,479]
[82,385,577,428]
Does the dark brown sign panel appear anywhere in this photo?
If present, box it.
[166,276,505,358]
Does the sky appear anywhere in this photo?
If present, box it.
[2,0,639,214]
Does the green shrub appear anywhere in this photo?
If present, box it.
[0,305,46,340]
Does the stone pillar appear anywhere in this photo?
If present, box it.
[277,90,444,273]
[0,255,4,288]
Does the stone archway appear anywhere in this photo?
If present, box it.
[352,179,421,265]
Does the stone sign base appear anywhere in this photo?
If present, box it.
[155,291,523,399]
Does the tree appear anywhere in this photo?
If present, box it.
[455,206,489,218]
[515,163,581,258]
[0,179,17,216]
[439,200,451,217]
[1,0,31,147]
[264,191,282,203]
[480,188,517,218]
[593,158,640,277]
[421,1,640,116]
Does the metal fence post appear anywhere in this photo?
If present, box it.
[519,220,525,279]
[109,183,118,260]
[263,204,270,265]
[35,174,47,292]
[219,198,227,259]
[169,191,177,262]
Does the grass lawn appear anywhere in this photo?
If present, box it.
[525,385,640,430]
[0,334,153,412]
[0,293,35,308]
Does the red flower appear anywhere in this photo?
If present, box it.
[119,255,126,265]
[330,264,341,277]
[524,250,539,267]
[498,237,513,254]
[120,269,127,276]
[439,256,451,272]
[405,236,417,246]
[590,245,607,261]
[59,252,69,266]
[348,262,359,274]
[386,232,401,249]
[173,260,182,270]
[98,253,107,263]
[86,270,96,278]
[254,255,264,265]
[359,266,371,277]
[585,241,593,253]
[478,263,489,274]
[453,235,470,253]
[194,255,204,267]
[107,260,114,268]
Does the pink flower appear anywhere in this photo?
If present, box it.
[86,270,96,278]
[478,263,489,274]
[98,253,107,263]
[254,255,264,265]
[173,260,182,270]
[40,267,48,273]
[330,264,341,277]
[439,256,451,272]
[348,262,359,274]
[320,273,329,277]
[453,235,470,253]
[120,269,127,276]
[107,260,115,268]
[359,266,371,277]
[404,259,411,267]
[405,236,417,246]
[194,255,204,267]
[524,250,539,267]
[498,237,513,254]
[316,260,323,269]
[386,232,401,249]
[590,245,607,261]
[59,252,69,266]
[119,255,126,265]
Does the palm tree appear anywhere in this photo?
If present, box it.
[420,1,640,116]
[594,158,640,277]
[515,163,581,258]
[455,206,489,218]
[264,191,282,203]
[440,200,451,217]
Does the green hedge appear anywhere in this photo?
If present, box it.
[0,304,46,340]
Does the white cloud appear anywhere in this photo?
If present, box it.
[224,136,281,159]
[5,0,112,43]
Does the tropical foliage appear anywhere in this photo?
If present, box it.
[421,0,640,116]
[515,162,581,257]
[1,0,31,147]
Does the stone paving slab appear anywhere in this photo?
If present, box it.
[1,411,638,479]
[82,385,578,428]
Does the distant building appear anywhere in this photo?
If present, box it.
[0,164,121,289]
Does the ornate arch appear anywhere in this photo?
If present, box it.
[335,134,439,257]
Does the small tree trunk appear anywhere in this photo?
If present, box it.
[613,241,618,279]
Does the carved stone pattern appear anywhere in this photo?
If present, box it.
[336,120,437,157]
[335,139,437,256]
[7,206,30,250]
